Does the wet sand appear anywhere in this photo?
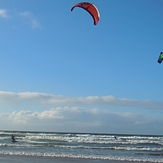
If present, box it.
[0,154,147,163]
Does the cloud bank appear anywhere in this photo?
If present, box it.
[0,107,162,134]
[0,91,162,109]
[0,91,162,134]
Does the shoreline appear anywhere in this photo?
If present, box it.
[0,154,154,163]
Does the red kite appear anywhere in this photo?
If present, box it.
[71,2,100,25]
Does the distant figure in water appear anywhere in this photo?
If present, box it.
[11,134,15,141]
[114,136,117,140]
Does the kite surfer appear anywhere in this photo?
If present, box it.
[11,134,16,142]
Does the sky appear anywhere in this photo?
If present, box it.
[0,0,163,135]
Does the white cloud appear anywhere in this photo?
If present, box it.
[0,107,162,134]
[20,11,41,29]
[0,91,162,134]
[0,9,41,29]
[0,9,8,18]
[0,91,162,110]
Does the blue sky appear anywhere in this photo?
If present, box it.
[0,0,163,135]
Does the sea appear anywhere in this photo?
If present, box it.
[0,131,162,162]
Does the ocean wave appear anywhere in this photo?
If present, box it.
[0,131,162,163]
[1,142,162,152]
[0,151,162,162]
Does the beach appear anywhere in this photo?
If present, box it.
[0,155,147,163]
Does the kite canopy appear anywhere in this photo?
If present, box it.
[71,2,100,25]
[158,52,163,64]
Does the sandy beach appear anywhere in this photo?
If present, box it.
[0,155,145,163]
